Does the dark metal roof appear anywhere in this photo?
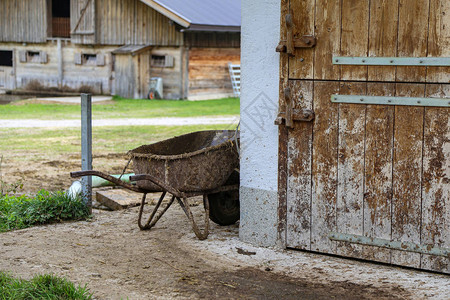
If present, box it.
[141,0,241,31]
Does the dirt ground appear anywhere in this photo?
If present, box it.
[1,154,449,299]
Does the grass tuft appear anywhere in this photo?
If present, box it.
[0,97,240,120]
[0,272,92,300]
[0,190,90,232]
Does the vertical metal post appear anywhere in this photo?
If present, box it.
[81,94,92,208]
[57,38,63,88]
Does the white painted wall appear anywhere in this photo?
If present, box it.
[239,0,280,247]
[240,0,280,192]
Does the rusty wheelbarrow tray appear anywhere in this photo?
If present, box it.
[71,130,239,240]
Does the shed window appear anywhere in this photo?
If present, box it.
[151,55,174,68]
[0,51,13,67]
[83,54,97,66]
[27,51,41,63]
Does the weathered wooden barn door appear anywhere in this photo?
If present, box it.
[278,0,449,273]
[71,0,96,44]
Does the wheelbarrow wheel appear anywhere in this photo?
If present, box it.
[208,189,240,226]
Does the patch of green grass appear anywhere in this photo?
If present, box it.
[0,97,240,120]
[0,272,92,300]
[0,124,236,155]
[0,190,90,232]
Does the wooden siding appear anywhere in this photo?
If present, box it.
[0,0,47,43]
[95,0,183,46]
[188,48,240,100]
[184,32,240,48]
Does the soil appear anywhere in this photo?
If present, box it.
[1,154,449,299]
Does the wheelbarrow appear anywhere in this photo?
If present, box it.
[71,130,240,240]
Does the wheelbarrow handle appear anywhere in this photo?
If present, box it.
[70,170,144,193]
[130,174,184,198]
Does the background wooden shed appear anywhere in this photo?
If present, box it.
[0,0,241,99]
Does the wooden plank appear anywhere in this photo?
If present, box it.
[278,0,289,247]
[391,83,425,269]
[96,189,144,210]
[421,84,450,273]
[286,80,314,249]
[313,0,341,80]
[0,0,47,43]
[396,0,429,82]
[311,81,340,253]
[367,0,399,82]
[340,0,369,81]
[426,0,450,83]
[335,81,366,258]
[289,0,315,79]
[362,82,395,263]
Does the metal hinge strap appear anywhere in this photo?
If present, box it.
[332,94,450,107]
[333,56,450,66]
[329,232,450,258]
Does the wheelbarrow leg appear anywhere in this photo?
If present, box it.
[177,195,210,240]
[138,192,175,230]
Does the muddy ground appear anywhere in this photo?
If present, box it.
[1,153,449,299]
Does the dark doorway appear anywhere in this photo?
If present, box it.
[0,50,13,67]
[51,0,70,38]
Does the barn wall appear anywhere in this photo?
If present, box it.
[95,0,183,46]
[0,41,114,94]
[0,0,48,43]
[239,0,280,247]
[150,47,183,99]
[188,48,240,100]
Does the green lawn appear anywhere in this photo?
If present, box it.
[0,124,236,155]
[0,96,240,120]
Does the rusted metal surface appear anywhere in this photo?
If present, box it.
[274,109,315,125]
[276,36,317,53]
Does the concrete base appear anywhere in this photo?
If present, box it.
[239,186,278,247]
